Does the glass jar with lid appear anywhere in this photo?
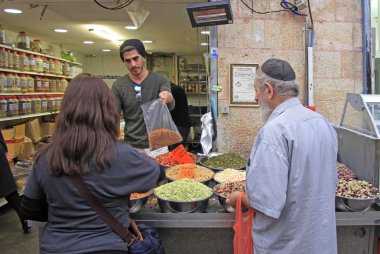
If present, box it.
[25,95,32,115]
[0,47,8,69]
[34,76,42,92]
[17,31,30,50]
[35,55,43,73]
[12,50,20,70]
[28,54,36,72]
[19,52,29,71]
[5,96,13,117]
[43,77,50,92]
[27,75,34,92]
[40,95,47,113]
[30,95,37,114]
[13,73,21,93]
[0,72,5,92]
[49,58,55,74]
[63,61,70,76]
[6,73,14,92]
[18,96,26,115]
[7,49,13,69]
[35,95,41,113]
[0,96,7,118]
[47,95,55,112]
[54,59,61,75]
[60,78,68,92]
[20,74,28,93]
[42,57,49,73]
[12,96,19,116]
[49,78,57,92]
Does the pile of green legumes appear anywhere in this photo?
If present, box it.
[154,179,213,201]
[203,153,246,170]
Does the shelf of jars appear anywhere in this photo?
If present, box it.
[0,111,60,122]
[0,43,82,66]
[0,92,64,96]
[0,67,71,79]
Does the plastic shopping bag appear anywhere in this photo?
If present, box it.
[141,99,182,151]
[233,193,254,254]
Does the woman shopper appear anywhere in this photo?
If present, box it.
[0,131,29,233]
[21,75,160,254]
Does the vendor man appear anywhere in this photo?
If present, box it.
[227,59,338,254]
[111,39,174,149]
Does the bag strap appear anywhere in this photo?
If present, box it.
[72,174,139,246]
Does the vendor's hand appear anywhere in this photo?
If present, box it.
[6,153,12,162]
[159,91,173,104]
[226,191,244,209]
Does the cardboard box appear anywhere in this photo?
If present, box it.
[26,119,42,143]
[41,122,55,136]
[14,124,25,139]
[19,137,33,160]
[1,128,15,141]
[6,139,24,157]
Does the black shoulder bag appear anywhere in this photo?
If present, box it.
[72,174,165,254]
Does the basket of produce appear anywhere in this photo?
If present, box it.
[336,179,379,212]
[128,190,153,213]
[199,152,246,171]
[165,164,214,184]
[213,168,246,183]
[213,181,246,213]
[153,152,198,168]
[154,179,213,213]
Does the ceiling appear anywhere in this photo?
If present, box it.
[0,0,210,56]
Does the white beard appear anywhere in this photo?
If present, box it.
[259,100,273,122]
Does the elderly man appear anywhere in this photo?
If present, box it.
[112,39,174,150]
[227,59,338,254]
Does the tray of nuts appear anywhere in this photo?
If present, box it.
[336,179,379,212]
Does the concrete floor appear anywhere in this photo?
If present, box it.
[0,205,39,254]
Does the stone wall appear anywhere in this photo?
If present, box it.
[216,0,363,157]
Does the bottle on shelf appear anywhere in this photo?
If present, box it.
[19,52,29,71]
[28,54,36,72]
[60,78,68,92]
[43,77,50,92]
[63,61,70,76]
[27,75,34,92]
[0,72,5,92]
[17,31,30,50]
[35,55,43,73]
[0,47,8,69]
[49,58,55,74]
[7,49,13,69]
[42,57,49,73]
[6,73,14,93]
[13,73,21,93]
[5,96,12,117]
[49,78,57,92]
[34,76,42,92]
[40,95,47,113]
[18,95,26,115]
[35,95,41,113]
[0,96,7,118]
[12,50,20,70]
[0,25,5,44]
[20,74,28,93]
[12,96,19,116]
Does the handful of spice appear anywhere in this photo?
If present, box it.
[148,128,182,151]
[203,153,246,170]
[154,152,198,167]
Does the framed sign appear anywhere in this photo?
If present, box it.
[229,64,258,106]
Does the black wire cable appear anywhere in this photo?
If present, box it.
[307,0,314,28]
[240,0,292,15]
[93,0,135,10]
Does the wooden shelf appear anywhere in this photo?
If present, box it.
[180,69,206,72]
[180,81,207,83]
[0,111,59,122]
[0,43,82,66]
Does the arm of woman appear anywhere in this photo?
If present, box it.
[20,196,48,222]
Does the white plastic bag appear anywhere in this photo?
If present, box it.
[200,112,213,156]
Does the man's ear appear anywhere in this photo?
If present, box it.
[264,82,275,99]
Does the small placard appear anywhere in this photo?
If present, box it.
[172,145,195,164]
[178,167,195,179]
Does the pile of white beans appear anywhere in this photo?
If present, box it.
[214,168,246,183]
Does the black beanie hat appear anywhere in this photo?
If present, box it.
[119,39,147,61]
[261,58,296,81]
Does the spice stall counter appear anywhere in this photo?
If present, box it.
[130,197,380,254]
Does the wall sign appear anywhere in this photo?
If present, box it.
[229,64,258,106]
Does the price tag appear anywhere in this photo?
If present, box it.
[171,145,195,164]
[178,166,195,179]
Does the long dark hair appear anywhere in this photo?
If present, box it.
[36,75,120,176]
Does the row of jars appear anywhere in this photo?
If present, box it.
[0,73,68,93]
[0,94,64,118]
[0,47,71,76]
